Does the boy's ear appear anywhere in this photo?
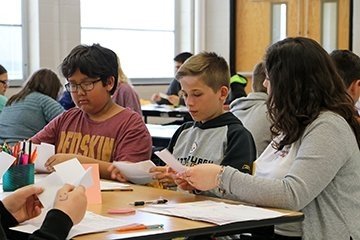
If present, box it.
[348,79,360,102]
[219,86,229,100]
[105,76,115,92]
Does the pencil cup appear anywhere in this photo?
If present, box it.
[2,164,35,192]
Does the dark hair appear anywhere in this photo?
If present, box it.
[174,52,193,64]
[265,37,360,149]
[7,68,62,106]
[252,62,267,93]
[61,44,118,95]
[0,64,7,74]
[176,51,230,92]
[330,50,360,88]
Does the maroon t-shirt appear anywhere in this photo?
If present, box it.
[32,108,152,162]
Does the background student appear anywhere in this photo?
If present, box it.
[1,184,86,240]
[0,69,64,145]
[150,52,256,196]
[230,62,271,157]
[59,56,143,116]
[330,49,360,120]
[31,44,152,181]
[151,52,193,107]
[0,64,8,112]
[111,57,142,116]
[178,37,360,239]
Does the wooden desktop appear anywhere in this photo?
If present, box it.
[75,184,304,240]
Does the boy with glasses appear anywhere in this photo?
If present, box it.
[31,44,152,182]
[0,64,8,112]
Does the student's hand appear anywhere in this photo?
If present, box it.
[149,166,176,187]
[177,164,222,191]
[45,153,76,171]
[53,184,87,225]
[107,164,127,182]
[168,95,180,106]
[2,185,43,223]
[174,177,196,191]
[151,93,161,103]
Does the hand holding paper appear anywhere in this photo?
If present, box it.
[154,149,186,173]
[112,160,156,184]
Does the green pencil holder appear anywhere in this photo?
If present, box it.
[3,164,35,192]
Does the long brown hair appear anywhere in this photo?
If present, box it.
[7,68,62,105]
[265,37,360,149]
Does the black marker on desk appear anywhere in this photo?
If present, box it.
[131,199,168,206]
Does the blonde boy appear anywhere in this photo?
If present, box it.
[151,52,256,198]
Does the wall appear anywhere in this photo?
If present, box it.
[7,0,230,100]
[6,1,360,99]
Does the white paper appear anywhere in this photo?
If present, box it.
[35,173,64,210]
[36,159,93,210]
[112,160,156,184]
[100,180,130,191]
[159,92,169,100]
[154,149,186,173]
[11,211,128,240]
[0,152,16,177]
[34,143,55,173]
[140,200,287,225]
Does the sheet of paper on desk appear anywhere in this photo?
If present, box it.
[112,160,156,184]
[34,143,55,173]
[140,200,287,225]
[100,180,130,190]
[154,148,186,173]
[11,211,128,240]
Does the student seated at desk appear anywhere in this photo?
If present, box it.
[58,57,142,116]
[178,37,360,239]
[151,52,193,107]
[31,44,152,182]
[0,184,86,240]
[230,62,271,157]
[330,49,360,122]
[149,52,256,197]
[0,64,8,112]
[112,57,142,116]
[0,69,64,145]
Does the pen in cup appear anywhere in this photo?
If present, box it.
[130,199,168,206]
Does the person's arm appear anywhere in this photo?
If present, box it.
[29,184,86,240]
[28,209,73,240]
[41,96,65,123]
[31,113,62,144]
[45,153,115,180]
[212,114,357,209]
[193,124,257,198]
[0,202,18,229]
[221,124,256,174]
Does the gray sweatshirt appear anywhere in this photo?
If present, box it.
[220,111,360,239]
[230,92,271,157]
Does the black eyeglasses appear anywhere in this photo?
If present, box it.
[65,78,102,92]
[0,80,8,85]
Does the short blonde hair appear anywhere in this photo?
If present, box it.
[175,52,230,92]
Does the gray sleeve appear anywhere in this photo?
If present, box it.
[41,97,65,122]
[220,114,357,210]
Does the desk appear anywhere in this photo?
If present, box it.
[75,184,304,240]
[146,124,179,148]
[141,104,191,123]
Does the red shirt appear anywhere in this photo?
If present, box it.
[32,108,152,162]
